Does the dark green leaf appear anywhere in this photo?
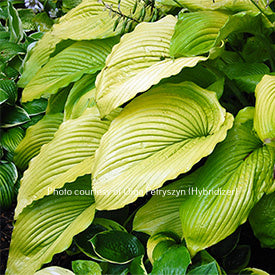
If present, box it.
[72,260,102,275]
[0,41,25,62]
[0,31,10,41]
[22,98,48,116]
[208,228,240,258]
[0,79,17,104]
[74,218,126,260]
[151,245,191,275]
[18,9,36,31]
[249,192,275,249]
[0,126,24,153]
[32,12,54,32]
[222,245,251,274]
[187,250,221,275]
[0,161,18,209]
[129,255,147,275]
[0,89,9,105]
[1,105,30,128]
[91,231,145,264]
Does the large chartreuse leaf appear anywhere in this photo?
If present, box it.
[52,0,152,41]
[6,176,96,275]
[254,75,275,146]
[249,192,275,248]
[0,161,18,209]
[170,11,266,58]
[18,0,152,87]
[93,81,233,210]
[18,33,61,87]
[155,0,271,13]
[15,107,120,218]
[95,15,207,117]
[133,173,197,237]
[180,107,275,256]
[21,38,118,102]
[64,74,96,120]
[35,266,75,275]
[13,113,64,171]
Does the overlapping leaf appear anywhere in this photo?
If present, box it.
[254,75,275,146]
[18,0,153,87]
[15,107,120,218]
[133,174,197,237]
[171,11,265,57]
[95,15,208,116]
[249,192,275,248]
[180,108,275,256]
[64,74,96,120]
[155,0,271,13]
[93,82,233,210]
[0,161,18,209]
[14,113,64,171]
[6,176,96,275]
[21,38,118,102]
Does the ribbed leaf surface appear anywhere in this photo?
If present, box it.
[15,107,120,218]
[64,74,96,120]
[95,15,207,116]
[254,75,275,146]
[7,176,95,275]
[171,11,264,58]
[18,33,61,87]
[93,82,233,210]
[0,161,18,209]
[18,0,152,87]
[0,127,24,153]
[133,173,197,237]
[22,38,117,102]
[53,0,150,40]
[14,113,64,171]
[180,108,275,256]
[155,0,271,13]
[249,192,275,249]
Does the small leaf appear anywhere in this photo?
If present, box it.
[72,260,101,275]
[221,245,251,274]
[0,126,24,153]
[22,98,48,116]
[1,105,30,128]
[0,89,9,105]
[0,79,17,105]
[0,41,25,62]
[151,245,191,275]
[74,218,126,260]
[249,192,275,249]
[91,231,145,263]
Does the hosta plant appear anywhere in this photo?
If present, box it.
[4,0,275,274]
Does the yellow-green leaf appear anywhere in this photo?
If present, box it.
[22,38,118,103]
[15,107,120,218]
[14,113,64,171]
[254,75,275,146]
[6,176,95,275]
[155,0,271,13]
[180,108,275,256]
[93,82,233,210]
[95,15,207,117]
